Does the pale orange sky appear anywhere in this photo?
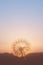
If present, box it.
[0,0,43,53]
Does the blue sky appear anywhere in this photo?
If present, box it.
[0,0,43,53]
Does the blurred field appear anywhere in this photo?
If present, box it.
[0,52,43,65]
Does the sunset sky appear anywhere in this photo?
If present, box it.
[0,0,43,53]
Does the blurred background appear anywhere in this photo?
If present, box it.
[0,0,43,53]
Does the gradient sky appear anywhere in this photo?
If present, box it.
[0,0,43,53]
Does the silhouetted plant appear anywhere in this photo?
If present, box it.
[12,39,30,57]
